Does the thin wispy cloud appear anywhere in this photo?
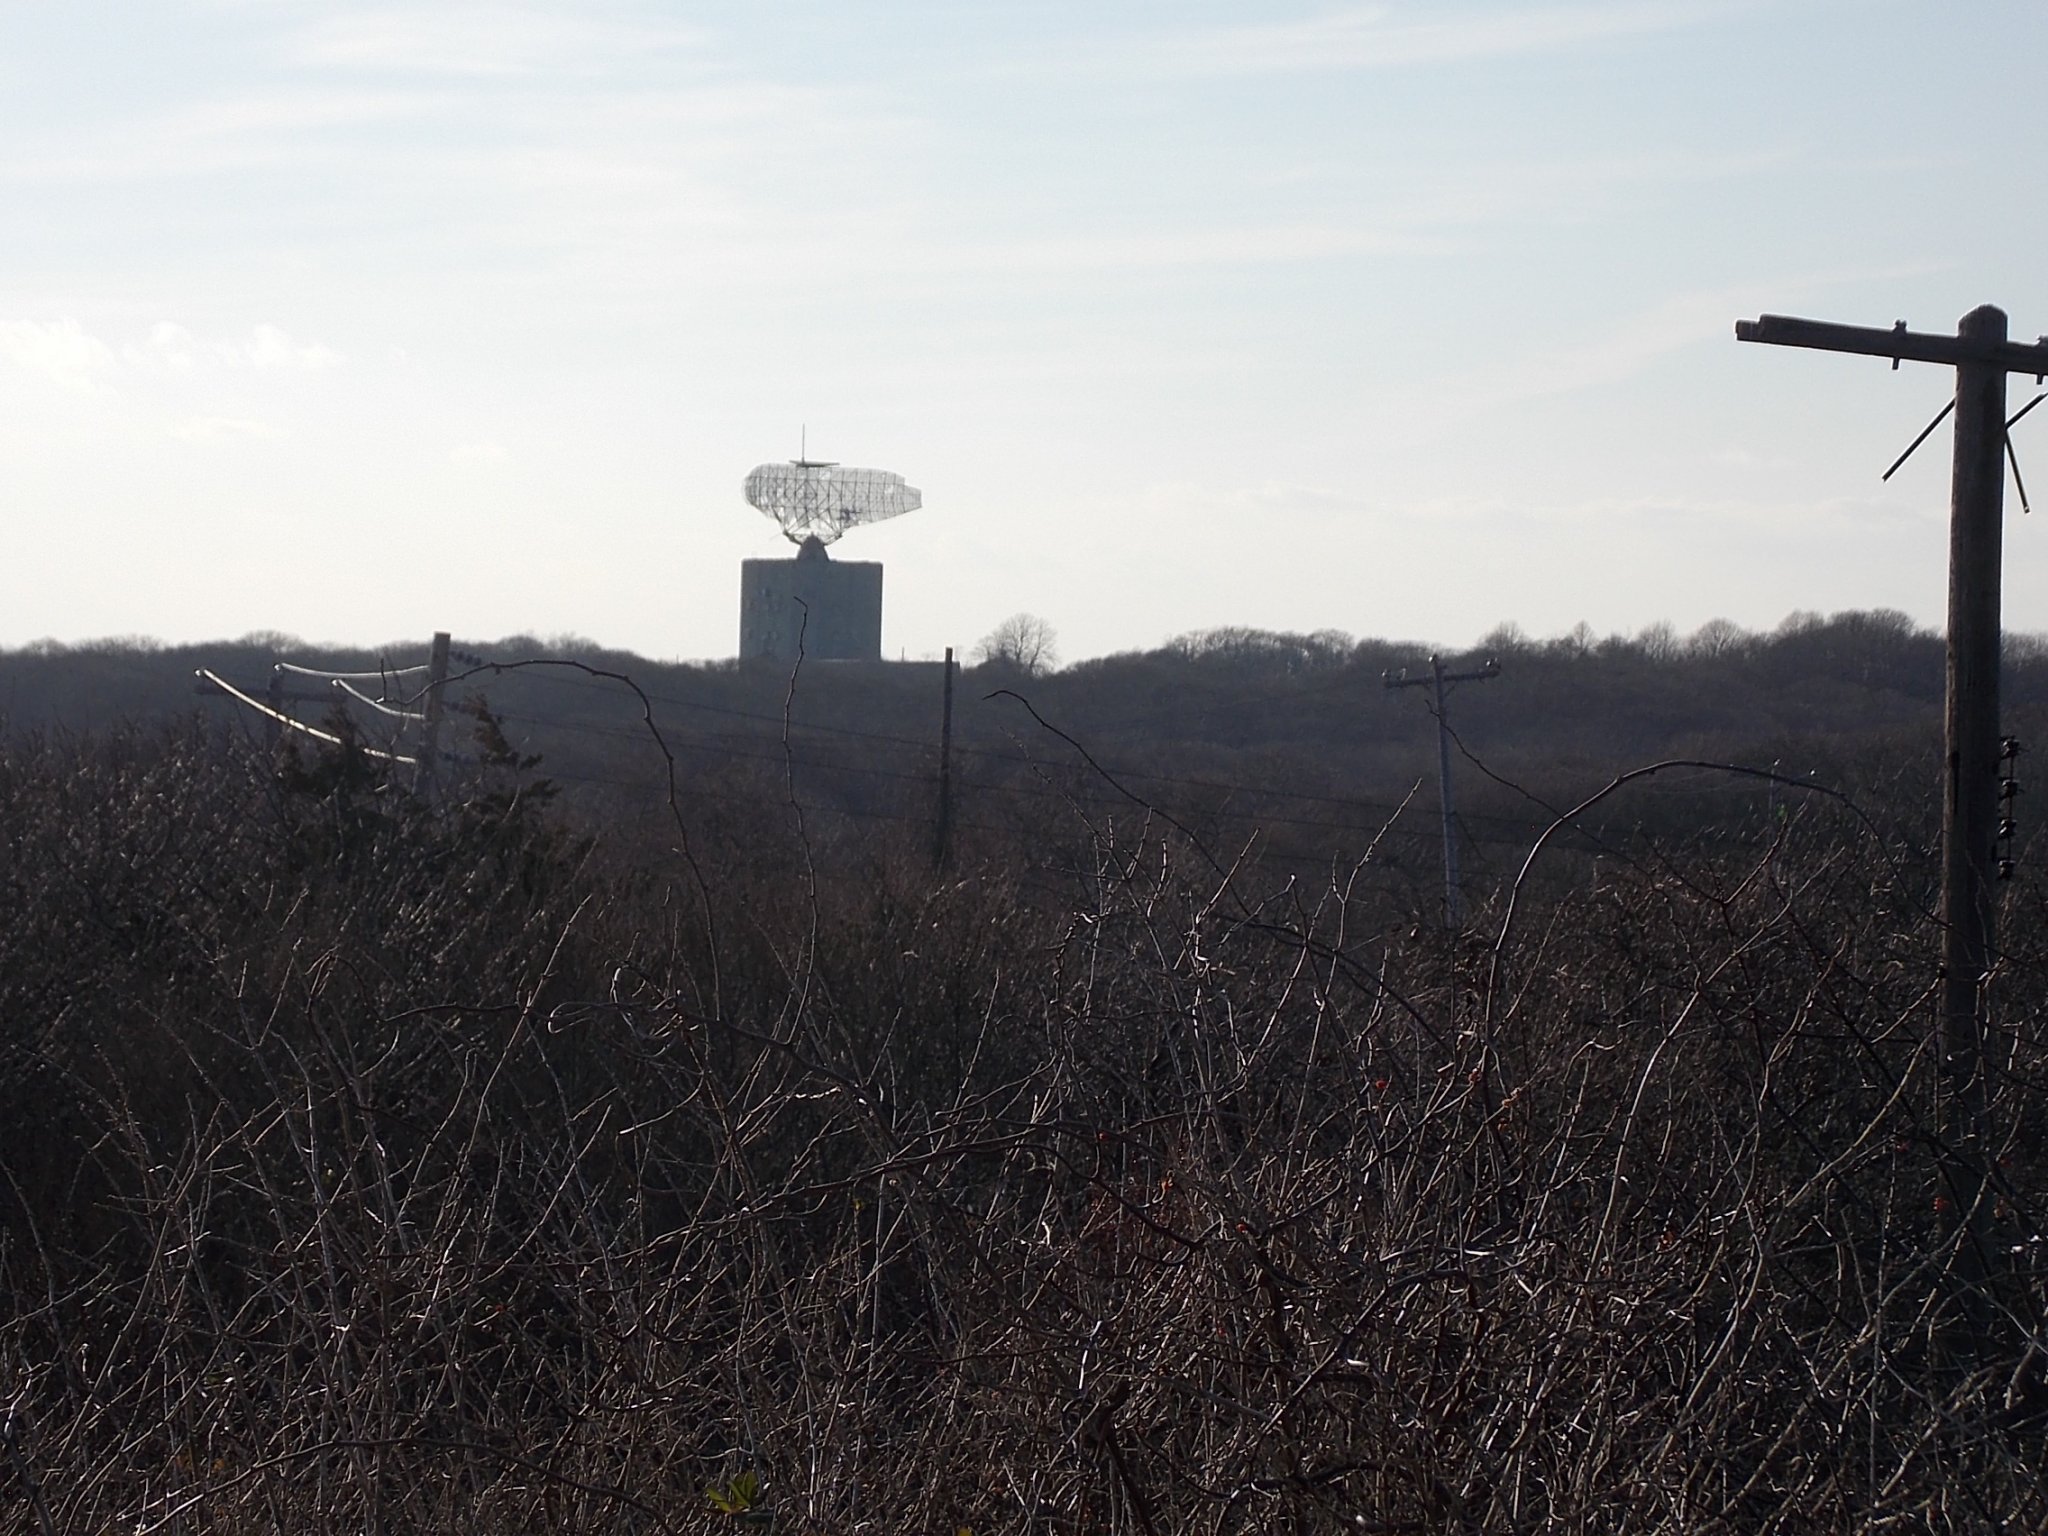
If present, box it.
[0,90,438,185]
[126,322,341,375]
[0,317,340,398]
[1470,285,1758,403]
[1065,2,1733,79]
[1465,256,1953,406]
[290,6,700,77]
[1365,148,1788,233]
[938,222,1441,275]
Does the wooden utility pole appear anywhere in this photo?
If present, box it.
[264,670,285,753]
[1384,654,1501,930]
[1738,304,2048,1336]
[418,631,452,801]
[933,646,955,870]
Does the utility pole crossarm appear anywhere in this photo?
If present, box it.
[1384,657,1500,691]
[1736,314,2048,378]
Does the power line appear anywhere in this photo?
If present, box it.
[275,661,431,681]
[333,678,426,720]
[196,669,418,766]
[475,702,1631,854]
[475,664,1560,834]
[253,645,1789,863]
[203,666,1776,874]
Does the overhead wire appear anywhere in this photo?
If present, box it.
[333,678,426,720]
[196,669,418,765]
[201,665,1772,875]
[495,659,1383,780]
[261,645,1779,860]
[275,661,431,681]
[208,655,1769,861]
[476,702,1629,855]
[475,665,1562,836]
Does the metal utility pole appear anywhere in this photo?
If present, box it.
[933,646,955,870]
[418,631,452,801]
[1385,654,1501,929]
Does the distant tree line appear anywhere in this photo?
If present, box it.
[5,609,2045,902]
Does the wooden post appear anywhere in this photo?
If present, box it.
[419,631,451,801]
[1736,303,2048,1353]
[933,646,955,870]
[1430,658,1459,928]
[264,669,284,753]
[1941,307,2006,1171]
[1385,654,1500,929]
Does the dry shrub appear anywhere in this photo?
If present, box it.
[0,727,2043,1533]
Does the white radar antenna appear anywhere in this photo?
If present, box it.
[743,437,921,546]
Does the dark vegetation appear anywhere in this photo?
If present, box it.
[2,610,2048,1530]
[10,607,2048,889]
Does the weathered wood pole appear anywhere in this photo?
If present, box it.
[933,645,955,870]
[1735,302,2048,1354]
[1429,657,1461,929]
[265,669,285,753]
[419,630,452,801]
[1940,306,2005,1213]
[1383,654,1499,930]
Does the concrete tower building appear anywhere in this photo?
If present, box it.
[736,455,919,662]
[739,535,884,661]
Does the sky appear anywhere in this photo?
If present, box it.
[5,0,2048,664]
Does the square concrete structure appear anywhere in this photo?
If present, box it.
[739,536,883,661]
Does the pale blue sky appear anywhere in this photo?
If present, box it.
[5,1,2047,661]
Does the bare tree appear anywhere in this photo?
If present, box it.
[974,612,1059,675]
[1687,616,1750,659]
[1477,620,1533,656]
[1636,620,1680,661]
[1546,619,1597,659]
